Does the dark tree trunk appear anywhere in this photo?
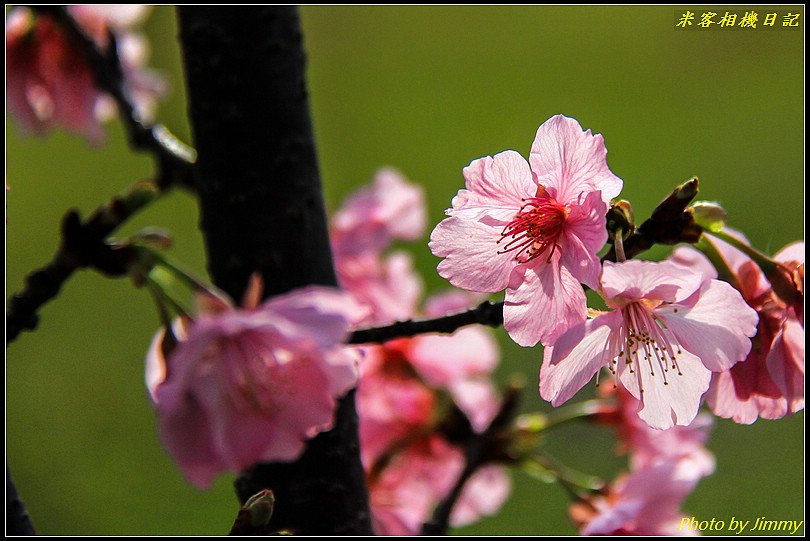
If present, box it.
[178,6,373,535]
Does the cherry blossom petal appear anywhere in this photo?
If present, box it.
[447,378,501,433]
[774,241,805,265]
[766,318,805,414]
[601,260,703,305]
[669,246,718,281]
[540,312,619,405]
[656,280,758,372]
[529,114,623,205]
[706,369,787,424]
[455,151,535,210]
[559,190,608,289]
[408,327,498,387]
[450,465,511,527]
[504,259,588,347]
[619,346,711,430]
[431,207,521,293]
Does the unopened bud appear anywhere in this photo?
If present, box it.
[689,201,727,232]
[132,227,173,250]
[674,177,699,201]
[606,200,635,239]
[229,489,275,535]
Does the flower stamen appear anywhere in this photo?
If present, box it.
[497,194,567,263]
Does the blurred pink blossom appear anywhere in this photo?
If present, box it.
[369,436,464,535]
[541,259,758,429]
[429,115,623,346]
[331,168,426,325]
[572,459,709,536]
[6,5,165,144]
[146,278,363,489]
[671,233,805,423]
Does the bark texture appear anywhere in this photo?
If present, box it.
[178,6,372,534]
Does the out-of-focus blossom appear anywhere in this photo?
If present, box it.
[332,170,510,530]
[6,5,165,144]
[369,436,464,535]
[571,459,709,536]
[331,168,426,325]
[450,465,512,528]
[542,259,758,429]
[146,278,363,489]
[670,233,805,423]
[430,115,623,346]
[331,168,426,259]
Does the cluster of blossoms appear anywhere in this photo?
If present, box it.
[331,170,510,534]
[429,114,802,432]
[6,5,165,144]
[143,169,510,533]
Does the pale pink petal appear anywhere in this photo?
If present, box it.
[766,318,805,414]
[430,207,521,293]
[68,5,151,31]
[504,259,587,346]
[450,465,511,527]
[155,389,223,489]
[600,260,703,306]
[656,280,758,372]
[619,346,711,430]
[332,168,425,256]
[408,327,498,386]
[540,312,619,405]
[558,190,608,289]
[706,369,787,424]
[423,289,487,318]
[263,286,365,346]
[669,246,717,281]
[337,251,423,326]
[529,115,623,205]
[774,241,805,266]
[457,151,535,209]
[448,378,500,433]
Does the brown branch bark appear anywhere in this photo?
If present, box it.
[177,6,372,535]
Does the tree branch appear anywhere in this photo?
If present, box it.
[6,468,36,535]
[7,7,196,346]
[348,300,504,344]
[178,6,372,534]
[6,181,166,345]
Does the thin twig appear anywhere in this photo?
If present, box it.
[347,300,504,344]
[6,181,162,345]
[7,7,197,345]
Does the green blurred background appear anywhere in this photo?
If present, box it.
[6,6,804,535]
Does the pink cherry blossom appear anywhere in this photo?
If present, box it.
[330,168,426,325]
[429,115,623,346]
[145,280,363,489]
[450,465,512,528]
[368,436,464,535]
[572,458,709,536]
[671,234,805,423]
[331,168,426,259]
[6,6,164,144]
[541,259,758,429]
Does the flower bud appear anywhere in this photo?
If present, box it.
[689,201,727,232]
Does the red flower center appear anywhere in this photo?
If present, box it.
[497,186,568,263]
